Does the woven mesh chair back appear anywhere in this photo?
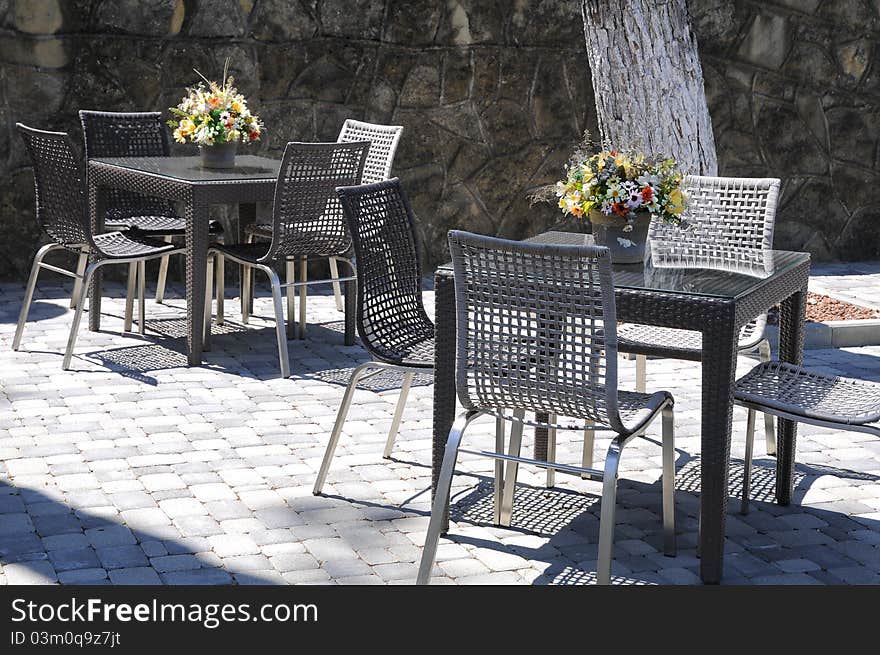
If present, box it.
[336,179,434,366]
[337,119,403,185]
[262,141,368,261]
[17,123,91,249]
[448,230,626,431]
[79,111,177,222]
[650,176,780,263]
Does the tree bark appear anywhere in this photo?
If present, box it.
[581,0,718,175]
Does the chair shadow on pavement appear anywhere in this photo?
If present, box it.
[435,450,880,585]
[0,480,279,586]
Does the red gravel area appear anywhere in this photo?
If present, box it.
[768,293,880,324]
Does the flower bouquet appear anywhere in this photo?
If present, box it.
[543,139,687,263]
[168,59,263,169]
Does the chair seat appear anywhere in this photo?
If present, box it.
[244,223,272,239]
[735,361,880,426]
[368,334,434,368]
[618,315,767,359]
[496,389,672,436]
[211,242,271,264]
[213,239,350,263]
[107,214,223,236]
[618,390,675,434]
[93,231,180,259]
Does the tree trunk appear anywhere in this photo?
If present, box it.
[581,0,718,175]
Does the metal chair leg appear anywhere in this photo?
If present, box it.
[154,236,173,303]
[596,440,622,585]
[329,256,344,312]
[216,252,225,326]
[262,265,291,378]
[383,371,414,458]
[13,243,59,351]
[499,408,525,526]
[298,256,307,339]
[63,262,100,370]
[123,262,136,332]
[313,362,380,495]
[204,255,214,347]
[661,406,676,556]
[241,261,252,324]
[635,354,647,393]
[759,339,776,456]
[494,416,505,525]
[741,407,756,515]
[70,247,88,309]
[582,420,595,478]
[286,259,296,340]
[546,413,557,488]
[137,260,146,335]
[417,411,479,585]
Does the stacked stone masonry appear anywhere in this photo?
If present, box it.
[1,0,879,279]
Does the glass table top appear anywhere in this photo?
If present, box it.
[90,155,281,183]
[439,230,810,300]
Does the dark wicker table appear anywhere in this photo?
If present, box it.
[86,155,283,365]
[432,230,811,584]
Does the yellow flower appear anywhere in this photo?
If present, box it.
[668,189,685,214]
[231,100,244,114]
[173,128,185,144]
[179,118,196,136]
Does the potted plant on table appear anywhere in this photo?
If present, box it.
[546,142,687,264]
[167,59,263,169]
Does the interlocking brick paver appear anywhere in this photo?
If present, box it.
[108,567,163,585]
[3,281,880,585]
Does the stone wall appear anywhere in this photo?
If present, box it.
[0,0,595,278]
[690,0,880,260]
[1,0,879,280]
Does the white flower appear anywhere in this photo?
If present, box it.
[606,183,624,202]
[600,200,614,214]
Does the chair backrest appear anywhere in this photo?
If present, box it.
[79,110,176,221]
[262,141,369,261]
[447,230,626,432]
[337,119,403,184]
[336,179,433,364]
[17,123,92,249]
[650,175,780,253]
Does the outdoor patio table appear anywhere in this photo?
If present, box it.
[432,230,811,584]
[86,155,287,366]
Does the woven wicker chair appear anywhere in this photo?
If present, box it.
[206,141,368,377]
[240,119,403,326]
[618,175,781,456]
[416,231,676,585]
[313,179,434,495]
[735,361,880,514]
[14,124,183,369]
[80,110,223,305]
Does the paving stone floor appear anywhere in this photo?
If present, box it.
[1,272,880,585]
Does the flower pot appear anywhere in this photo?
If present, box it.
[199,142,238,169]
[589,210,652,264]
